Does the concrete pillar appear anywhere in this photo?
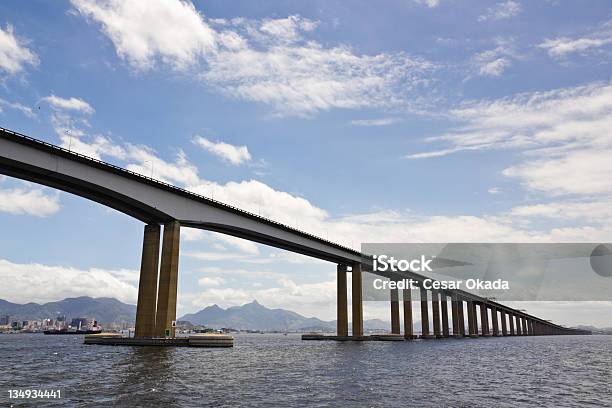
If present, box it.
[509,313,515,335]
[134,224,161,338]
[500,310,507,336]
[155,221,180,337]
[420,287,431,338]
[403,288,414,339]
[351,262,363,337]
[441,293,450,337]
[524,318,530,335]
[337,264,348,337]
[467,301,477,337]
[457,300,465,336]
[451,296,459,337]
[516,316,523,335]
[491,307,499,336]
[432,290,441,338]
[479,303,489,336]
[390,288,400,335]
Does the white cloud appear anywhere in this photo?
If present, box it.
[479,57,511,76]
[0,187,60,217]
[510,200,612,221]
[538,20,612,59]
[350,118,399,126]
[43,95,94,114]
[414,0,440,8]
[503,149,612,195]
[198,276,226,287]
[0,24,38,75]
[193,135,251,165]
[0,258,137,304]
[0,97,35,118]
[539,37,612,59]
[72,0,435,115]
[472,39,518,77]
[478,1,522,22]
[71,0,216,71]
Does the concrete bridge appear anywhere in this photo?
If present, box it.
[0,126,590,339]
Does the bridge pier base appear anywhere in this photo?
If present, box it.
[134,224,161,338]
[155,221,181,338]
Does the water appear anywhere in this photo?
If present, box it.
[1,333,610,407]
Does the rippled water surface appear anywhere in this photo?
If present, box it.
[1,333,611,407]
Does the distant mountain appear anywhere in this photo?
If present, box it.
[179,300,396,332]
[0,297,136,324]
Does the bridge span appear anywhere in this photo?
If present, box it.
[0,126,589,339]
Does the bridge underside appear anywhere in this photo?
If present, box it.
[0,127,591,341]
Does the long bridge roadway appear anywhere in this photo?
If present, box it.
[0,126,590,339]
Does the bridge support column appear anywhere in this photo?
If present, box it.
[451,296,459,337]
[403,288,414,339]
[420,288,432,338]
[524,318,530,335]
[441,292,449,337]
[351,262,363,337]
[155,221,181,338]
[457,299,465,336]
[432,290,441,338]
[509,314,515,335]
[500,310,507,336]
[491,307,499,336]
[516,316,523,335]
[337,264,348,337]
[390,288,400,335]
[479,303,489,336]
[134,224,161,338]
[467,301,477,337]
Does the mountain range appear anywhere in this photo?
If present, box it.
[179,299,390,331]
[0,297,135,324]
[0,297,391,331]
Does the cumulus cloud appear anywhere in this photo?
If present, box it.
[0,187,60,217]
[478,1,522,22]
[193,136,251,165]
[43,95,95,114]
[71,0,435,115]
[70,0,216,71]
[472,39,518,77]
[0,24,38,75]
[0,258,138,304]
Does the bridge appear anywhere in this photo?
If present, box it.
[0,126,590,340]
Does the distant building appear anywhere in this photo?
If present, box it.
[22,321,29,328]
[0,315,9,325]
[70,317,89,328]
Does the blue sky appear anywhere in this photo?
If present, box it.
[1,0,611,326]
